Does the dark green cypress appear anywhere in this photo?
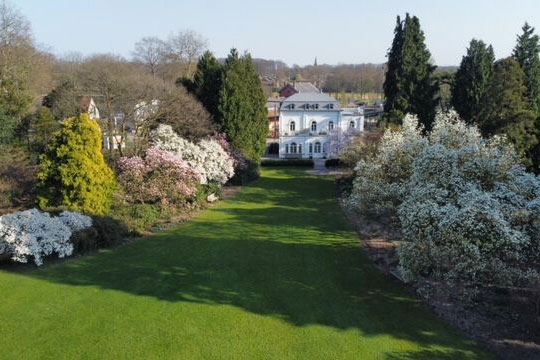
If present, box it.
[451,39,495,124]
[383,16,406,122]
[479,58,538,167]
[513,23,540,114]
[218,49,268,162]
[383,14,437,130]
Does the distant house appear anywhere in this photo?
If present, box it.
[80,96,100,120]
[278,81,320,98]
[278,92,364,159]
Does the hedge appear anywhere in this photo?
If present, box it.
[261,159,314,167]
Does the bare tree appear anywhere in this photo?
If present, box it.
[165,30,208,78]
[132,36,166,77]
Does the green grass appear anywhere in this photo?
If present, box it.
[0,168,491,359]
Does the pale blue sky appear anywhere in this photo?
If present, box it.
[15,0,540,66]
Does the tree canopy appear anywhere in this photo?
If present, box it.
[451,39,495,124]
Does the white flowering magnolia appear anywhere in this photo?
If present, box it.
[348,111,540,294]
[0,209,92,266]
[151,124,234,184]
[347,114,428,215]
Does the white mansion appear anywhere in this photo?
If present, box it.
[278,92,365,159]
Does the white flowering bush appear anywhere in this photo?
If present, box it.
[347,114,428,216]
[0,209,92,266]
[348,110,540,295]
[151,124,234,184]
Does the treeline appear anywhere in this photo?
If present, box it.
[383,14,540,173]
[251,59,385,95]
[0,1,268,163]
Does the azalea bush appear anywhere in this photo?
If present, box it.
[0,209,92,266]
[348,110,540,297]
[117,148,200,207]
[151,124,234,185]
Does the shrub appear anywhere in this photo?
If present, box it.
[151,124,235,184]
[111,203,162,234]
[325,158,342,168]
[347,114,428,216]
[118,148,200,207]
[0,209,92,265]
[348,110,540,297]
[229,159,260,185]
[0,145,38,212]
[37,114,117,215]
[261,159,314,167]
[72,215,131,252]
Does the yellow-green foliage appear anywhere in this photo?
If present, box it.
[37,114,117,215]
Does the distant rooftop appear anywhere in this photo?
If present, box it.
[294,81,320,93]
[282,92,337,103]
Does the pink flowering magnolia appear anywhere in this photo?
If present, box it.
[118,148,200,206]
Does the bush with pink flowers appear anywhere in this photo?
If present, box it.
[118,148,200,207]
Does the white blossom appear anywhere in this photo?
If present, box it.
[151,124,234,184]
[0,209,92,266]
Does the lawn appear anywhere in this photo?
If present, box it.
[0,168,491,359]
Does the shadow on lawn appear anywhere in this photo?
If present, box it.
[5,169,486,358]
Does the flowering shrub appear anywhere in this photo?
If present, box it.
[0,209,92,266]
[347,114,428,216]
[348,110,540,296]
[118,148,200,206]
[151,125,235,184]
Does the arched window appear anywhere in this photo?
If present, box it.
[311,121,317,132]
[309,143,313,153]
[349,121,355,128]
[290,142,297,154]
[290,121,296,131]
[285,144,289,153]
[329,121,334,130]
[314,142,321,153]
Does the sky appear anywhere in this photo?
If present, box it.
[14,0,540,66]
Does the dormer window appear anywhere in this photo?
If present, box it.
[311,121,317,132]
[329,104,334,109]
[291,104,295,109]
[315,104,319,109]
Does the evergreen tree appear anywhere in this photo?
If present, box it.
[31,107,60,152]
[38,113,117,215]
[179,51,224,128]
[479,58,538,166]
[383,16,406,122]
[512,22,540,114]
[451,39,495,124]
[218,49,268,162]
[383,14,437,130]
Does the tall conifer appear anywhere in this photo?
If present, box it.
[451,39,495,124]
[478,58,537,166]
[383,14,437,130]
[218,49,268,162]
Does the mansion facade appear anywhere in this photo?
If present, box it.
[278,92,365,159]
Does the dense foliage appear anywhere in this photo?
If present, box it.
[37,114,117,215]
[118,148,199,207]
[218,49,268,162]
[151,124,234,184]
[478,58,538,167]
[348,111,540,297]
[0,208,92,265]
[383,14,437,130]
[451,39,495,124]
